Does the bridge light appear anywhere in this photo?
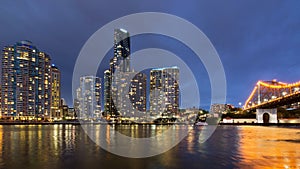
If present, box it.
[294,87,299,92]
[271,96,277,99]
[282,92,287,96]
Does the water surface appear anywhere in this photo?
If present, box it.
[0,125,299,169]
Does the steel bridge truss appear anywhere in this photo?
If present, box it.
[244,80,300,110]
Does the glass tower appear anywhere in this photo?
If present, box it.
[104,29,147,119]
[76,76,102,119]
[112,28,131,73]
[105,28,131,117]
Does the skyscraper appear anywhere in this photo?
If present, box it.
[103,69,114,116]
[76,76,101,119]
[105,28,131,117]
[1,41,52,118]
[104,29,148,120]
[150,67,179,117]
[112,28,131,73]
[50,64,61,118]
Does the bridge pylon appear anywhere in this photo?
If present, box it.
[256,108,278,123]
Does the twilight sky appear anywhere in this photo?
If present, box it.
[0,0,299,109]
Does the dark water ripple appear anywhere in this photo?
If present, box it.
[0,125,298,169]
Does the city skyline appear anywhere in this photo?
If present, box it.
[0,1,299,109]
[0,35,181,119]
[0,2,299,169]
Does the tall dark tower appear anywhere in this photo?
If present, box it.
[111,28,131,73]
[105,29,131,117]
[104,69,116,116]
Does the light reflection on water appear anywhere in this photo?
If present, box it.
[0,125,298,169]
[237,126,300,169]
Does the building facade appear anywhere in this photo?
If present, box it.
[76,76,101,119]
[103,28,151,119]
[150,67,179,117]
[50,64,61,118]
[103,69,112,116]
[1,41,52,118]
[112,28,131,73]
[104,28,132,117]
[210,104,227,114]
[129,72,147,113]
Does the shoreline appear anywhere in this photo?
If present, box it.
[0,121,299,126]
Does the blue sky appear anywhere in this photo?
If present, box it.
[0,0,299,109]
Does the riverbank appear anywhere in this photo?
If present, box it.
[0,121,299,126]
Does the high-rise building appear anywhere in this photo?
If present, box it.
[1,41,52,118]
[50,64,61,118]
[129,72,147,113]
[111,28,131,73]
[150,67,179,117]
[104,29,148,119]
[59,98,69,118]
[73,98,80,119]
[111,71,147,118]
[76,76,101,119]
[105,28,131,117]
[103,69,115,116]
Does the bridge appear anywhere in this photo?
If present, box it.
[243,80,300,123]
[244,80,300,111]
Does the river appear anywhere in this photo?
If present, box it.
[0,125,299,169]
